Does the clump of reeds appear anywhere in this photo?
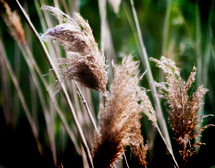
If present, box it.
[92,55,148,168]
[41,6,108,94]
[0,0,26,45]
[150,56,214,162]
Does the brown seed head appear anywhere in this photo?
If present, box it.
[92,55,148,167]
[150,56,213,161]
[0,0,26,45]
[41,6,108,94]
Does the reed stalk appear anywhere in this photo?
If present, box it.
[14,43,21,125]
[195,4,204,150]
[128,0,173,155]
[75,81,97,131]
[0,53,13,128]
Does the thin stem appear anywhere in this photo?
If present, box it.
[0,54,13,127]
[129,0,173,154]
[75,81,97,131]
[60,0,70,15]
[14,43,21,125]
[195,3,203,151]
[155,124,179,168]
[161,0,171,56]
[75,82,130,168]
[159,0,171,83]
[123,152,129,168]
[16,1,93,167]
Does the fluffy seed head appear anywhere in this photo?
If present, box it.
[92,55,148,167]
[41,6,108,93]
[150,56,213,161]
[0,0,26,45]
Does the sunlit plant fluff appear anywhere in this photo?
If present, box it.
[0,0,26,45]
[92,55,149,168]
[150,56,214,162]
[41,6,108,94]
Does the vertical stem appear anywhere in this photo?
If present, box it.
[161,0,171,56]
[0,55,13,127]
[75,81,97,131]
[155,124,179,168]
[159,0,171,83]
[129,0,173,154]
[195,2,203,151]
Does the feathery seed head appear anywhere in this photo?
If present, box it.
[41,6,108,94]
[92,55,148,167]
[150,56,213,161]
[0,0,26,45]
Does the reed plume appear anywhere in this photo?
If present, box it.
[150,56,214,162]
[0,0,26,45]
[41,6,108,94]
[92,55,148,168]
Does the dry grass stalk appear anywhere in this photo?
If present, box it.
[41,6,108,94]
[150,56,214,162]
[92,55,148,168]
[0,0,26,45]
[108,0,121,13]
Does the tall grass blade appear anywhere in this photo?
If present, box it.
[0,55,13,128]
[128,0,173,155]
[195,3,203,149]
[14,39,21,125]
[161,0,171,56]
[98,0,116,81]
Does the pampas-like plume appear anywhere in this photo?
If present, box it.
[0,0,26,45]
[92,55,148,168]
[150,56,214,162]
[41,6,108,94]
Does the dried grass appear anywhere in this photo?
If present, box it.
[150,56,214,162]
[109,0,121,13]
[92,55,149,167]
[0,0,26,45]
[41,6,108,94]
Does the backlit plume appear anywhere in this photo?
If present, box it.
[92,56,149,168]
[41,6,108,94]
[0,0,26,45]
[150,56,214,162]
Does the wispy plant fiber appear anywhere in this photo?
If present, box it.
[0,0,26,45]
[150,56,214,162]
[41,6,108,94]
[93,55,148,168]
